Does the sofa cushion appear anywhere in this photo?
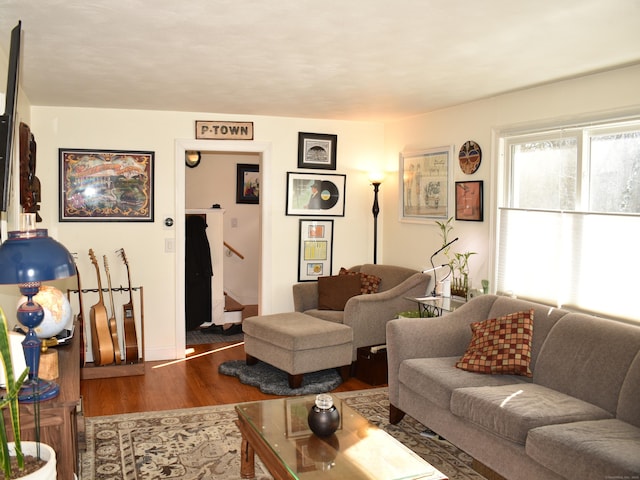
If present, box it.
[303,309,344,324]
[526,419,640,480]
[339,267,381,294]
[317,274,361,310]
[399,357,528,410]
[456,309,534,377]
[450,383,613,445]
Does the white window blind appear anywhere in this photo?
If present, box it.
[497,208,639,322]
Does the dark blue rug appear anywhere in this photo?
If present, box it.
[218,359,343,396]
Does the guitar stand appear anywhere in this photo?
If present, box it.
[68,286,145,379]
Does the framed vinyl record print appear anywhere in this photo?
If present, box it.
[286,172,346,216]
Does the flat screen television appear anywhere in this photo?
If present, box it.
[0,21,21,213]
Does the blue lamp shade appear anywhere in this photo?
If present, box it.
[0,229,76,284]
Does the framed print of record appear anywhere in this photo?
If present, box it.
[297,132,337,170]
[286,172,346,216]
[298,219,334,281]
[458,140,482,174]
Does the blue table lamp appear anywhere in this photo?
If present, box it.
[0,214,76,402]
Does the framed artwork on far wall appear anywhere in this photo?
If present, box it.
[236,163,259,204]
[455,180,483,221]
[399,146,452,223]
[298,219,334,281]
[59,148,154,222]
[297,132,337,170]
[286,172,346,216]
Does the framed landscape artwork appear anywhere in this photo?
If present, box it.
[59,148,154,222]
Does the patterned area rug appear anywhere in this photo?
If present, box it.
[81,388,486,480]
[218,359,343,395]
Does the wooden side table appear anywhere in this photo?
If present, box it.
[14,325,82,480]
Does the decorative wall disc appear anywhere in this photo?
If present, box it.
[459,140,482,174]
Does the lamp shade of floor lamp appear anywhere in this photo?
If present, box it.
[0,214,76,402]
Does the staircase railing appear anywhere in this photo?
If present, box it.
[224,242,245,260]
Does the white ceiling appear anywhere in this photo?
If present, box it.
[1,0,640,122]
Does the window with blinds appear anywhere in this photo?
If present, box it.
[497,119,640,322]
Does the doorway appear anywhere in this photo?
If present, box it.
[174,139,272,358]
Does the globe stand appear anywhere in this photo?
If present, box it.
[16,282,60,403]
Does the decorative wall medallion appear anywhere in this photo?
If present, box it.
[458,140,482,174]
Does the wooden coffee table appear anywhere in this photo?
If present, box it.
[235,394,447,479]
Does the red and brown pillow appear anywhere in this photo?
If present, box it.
[339,267,381,294]
[455,309,534,377]
[317,274,362,310]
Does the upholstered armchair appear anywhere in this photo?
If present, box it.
[292,264,431,361]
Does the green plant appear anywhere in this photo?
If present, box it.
[0,307,29,478]
[435,217,476,297]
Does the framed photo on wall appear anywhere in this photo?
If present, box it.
[298,219,334,281]
[297,132,337,170]
[236,163,259,204]
[455,180,483,221]
[399,146,452,222]
[59,148,154,222]
[286,172,346,216]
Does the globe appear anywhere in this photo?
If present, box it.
[18,285,73,339]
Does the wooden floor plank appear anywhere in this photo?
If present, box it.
[80,341,375,417]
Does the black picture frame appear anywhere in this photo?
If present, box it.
[236,163,259,204]
[286,172,346,216]
[455,180,483,221]
[59,148,154,222]
[297,132,337,170]
[298,219,334,281]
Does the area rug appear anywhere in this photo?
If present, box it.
[218,359,343,395]
[186,328,244,345]
[81,388,487,480]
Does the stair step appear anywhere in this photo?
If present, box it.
[224,293,245,313]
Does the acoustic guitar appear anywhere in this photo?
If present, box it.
[72,253,87,366]
[88,249,114,366]
[118,248,139,363]
[103,255,122,365]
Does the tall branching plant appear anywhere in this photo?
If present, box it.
[0,307,29,478]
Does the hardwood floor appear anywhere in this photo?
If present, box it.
[80,340,377,417]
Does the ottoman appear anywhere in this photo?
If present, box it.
[243,312,353,388]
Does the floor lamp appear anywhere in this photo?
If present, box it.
[369,173,384,264]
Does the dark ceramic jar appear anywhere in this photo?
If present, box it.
[307,394,340,437]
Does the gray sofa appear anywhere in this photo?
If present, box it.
[293,264,430,361]
[386,294,640,480]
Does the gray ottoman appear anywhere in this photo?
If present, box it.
[243,312,353,388]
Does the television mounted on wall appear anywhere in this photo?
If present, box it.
[0,21,21,213]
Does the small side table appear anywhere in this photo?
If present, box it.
[405,296,466,317]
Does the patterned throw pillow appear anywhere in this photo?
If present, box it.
[339,267,381,294]
[455,309,534,377]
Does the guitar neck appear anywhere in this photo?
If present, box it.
[103,256,117,315]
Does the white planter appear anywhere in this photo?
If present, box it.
[7,442,57,480]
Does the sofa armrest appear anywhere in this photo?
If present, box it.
[386,295,499,406]
[292,282,319,312]
[342,272,430,357]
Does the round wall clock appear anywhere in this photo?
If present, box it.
[459,141,482,174]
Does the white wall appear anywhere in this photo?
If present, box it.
[382,65,640,292]
[23,108,385,360]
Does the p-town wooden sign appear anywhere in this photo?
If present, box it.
[195,120,254,140]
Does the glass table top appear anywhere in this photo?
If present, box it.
[235,394,447,479]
